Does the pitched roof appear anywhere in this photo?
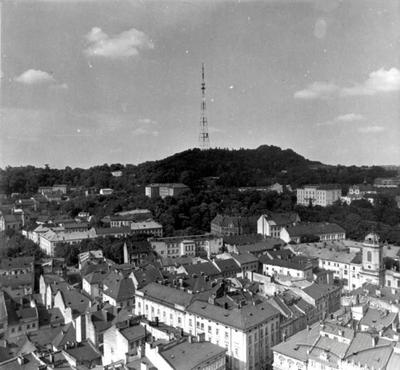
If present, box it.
[119,324,146,341]
[103,273,135,301]
[187,299,279,331]
[231,253,259,265]
[160,340,226,370]
[0,257,33,270]
[214,259,241,274]
[285,222,345,237]
[261,212,300,226]
[137,282,194,308]
[183,262,220,277]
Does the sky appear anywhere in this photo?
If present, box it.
[1,0,399,168]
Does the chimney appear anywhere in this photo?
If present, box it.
[17,356,25,365]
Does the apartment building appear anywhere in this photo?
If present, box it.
[145,183,189,199]
[257,212,300,238]
[280,222,346,244]
[149,234,223,258]
[134,282,281,370]
[296,185,341,207]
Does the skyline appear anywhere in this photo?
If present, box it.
[1,0,399,168]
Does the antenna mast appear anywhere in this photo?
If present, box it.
[199,63,210,150]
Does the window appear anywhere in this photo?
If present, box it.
[367,251,372,262]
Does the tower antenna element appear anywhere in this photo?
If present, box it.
[199,63,210,150]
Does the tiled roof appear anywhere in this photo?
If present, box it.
[183,262,220,277]
[286,222,345,237]
[214,259,241,273]
[223,233,264,246]
[137,282,194,308]
[187,299,279,331]
[262,212,300,226]
[63,341,101,362]
[103,272,135,301]
[303,283,338,300]
[120,324,146,341]
[160,340,226,370]
[0,257,34,270]
[231,253,259,265]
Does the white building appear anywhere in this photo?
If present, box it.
[257,212,300,238]
[135,282,281,370]
[296,185,341,207]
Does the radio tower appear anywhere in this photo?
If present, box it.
[199,63,210,150]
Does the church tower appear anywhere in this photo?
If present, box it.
[360,233,385,286]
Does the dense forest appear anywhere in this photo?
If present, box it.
[0,146,395,194]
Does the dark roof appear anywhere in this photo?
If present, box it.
[214,259,241,274]
[303,283,339,300]
[183,262,220,277]
[231,253,259,265]
[223,233,264,246]
[95,227,131,235]
[235,238,285,254]
[131,264,163,289]
[286,222,345,237]
[103,273,135,301]
[212,214,258,228]
[57,287,91,317]
[120,324,146,341]
[63,341,101,362]
[160,340,226,370]
[187,299,279,331]
[0,257,34,270]
[259,254,313,271]
[125,240,152,254]
[137,282,194,308]
[261,212,300,226]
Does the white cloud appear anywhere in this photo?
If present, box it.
[14,69,55,85]
[84,27,154,58]
[295,68,400,99]
[137,118,158,125]
[341,68,400,96]
[316,113,364,126]
[209,126,225,134]
[336,113,364,122]
[294,81,338,99]
[132,127,159,137]
[358,126,386,133]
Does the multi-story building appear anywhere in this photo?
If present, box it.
[211,215,258,237]
[145,338,227,370]
[272,316,400,370]
[102,323,147,366]
[287,241,363,291]
[257,212,300,238]
[296,185,341,207]
[280,222,346,244]
[39,229,97,256]
[130,220,163,237]
[149,234,223,258]
[135,282,281,370]
[0,213,22,231]
[260,252,314,281]
[374,177,400,188]
[145,183,189,199]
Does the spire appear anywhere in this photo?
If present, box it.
[199,63,210,150]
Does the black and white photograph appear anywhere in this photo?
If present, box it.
[0,0,399,369]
